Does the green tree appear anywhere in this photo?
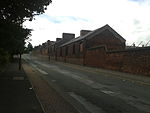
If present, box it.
[0,0,52,52]
[25,42,33,53]
[27,43,33,51]
[0,20,31,55]
[0,0,52,69]
[0,0,52,24]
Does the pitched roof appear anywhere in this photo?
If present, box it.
[60,24,126,47]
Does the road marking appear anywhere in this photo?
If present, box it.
[33,60,120,96]
[35,67,48,75]
[58,69,107,90]
[30,63,37,68]
[101,90,119,96]
[51,80,56,82]
[26,61,48,75]
[68,92,105,113]
[24,57,150,112]
[24,55,150,86]
[62,63,150,86]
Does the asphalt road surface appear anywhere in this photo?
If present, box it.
[23,54,150,113]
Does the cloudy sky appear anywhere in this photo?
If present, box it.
[24,0,150,47]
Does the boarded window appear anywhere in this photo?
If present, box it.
[60,47,62,56]
[53,45,55,52]
[79,43,83,52]
[48,48,50,54]
[65,46,68,56]
[73,44,75,54]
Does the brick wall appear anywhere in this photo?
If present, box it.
[66,57,83,65]
[85,46,106,68]
[86,29,125,50]
[56,56,65,62]
[85,47,150,76]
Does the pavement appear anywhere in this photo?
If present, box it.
[0,58,79,113]
[0,58,44,113]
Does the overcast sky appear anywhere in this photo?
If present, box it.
[24,0,150,47]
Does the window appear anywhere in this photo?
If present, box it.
[73,44,75,54]
[53,45,55,52]
[60,47,62,56]
[79,43,83,52]
[65,46,68,56]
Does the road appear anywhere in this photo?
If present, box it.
[23,54,150,113]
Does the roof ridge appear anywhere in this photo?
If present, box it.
[60,24,125,47]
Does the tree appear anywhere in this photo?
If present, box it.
[0,20,31,55]
[0,0,52,53]
[0,0,52,69]
[25,42,33,53]
[0,0,52,24]
[0,20,32,69]
[0,0,52,52]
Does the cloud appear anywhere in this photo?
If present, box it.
[39,15,89,24]
[39,15,62,24]
[133,19,140,26]
[24,0,150,46]
[64,16,89,22]
[129,0,144,2]
[129,0,150,3]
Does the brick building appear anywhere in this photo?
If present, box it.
[57,24,126,64]
[48,33,75,60]
[32,40,54,56]
[32,24,150,76]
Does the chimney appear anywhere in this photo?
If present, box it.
[62,33,75,40]
[80,30,91,36]
[42,43,45,46]
[56,38,62,41]
[47,40,50,45]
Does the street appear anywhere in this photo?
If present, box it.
[23,54,150,113]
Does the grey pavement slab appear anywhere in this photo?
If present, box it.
[0,59,44,113]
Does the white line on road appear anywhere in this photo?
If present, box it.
[25,57,150,113]
[35,67,48,75]
[68,92,105,113]
[33,60,120,96]
[25,60,48,75]
[101,90,118,96]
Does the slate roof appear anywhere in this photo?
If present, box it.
[60,24,126,47]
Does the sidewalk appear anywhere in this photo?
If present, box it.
[0,59,44,113]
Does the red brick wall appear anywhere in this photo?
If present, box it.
[57,56,65,62]
[85,47,150,76]
[50,56,56,61]
[58,41,84,64]
[86,29,125,51]
[85,47,106,68]
[66,57,83,65]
